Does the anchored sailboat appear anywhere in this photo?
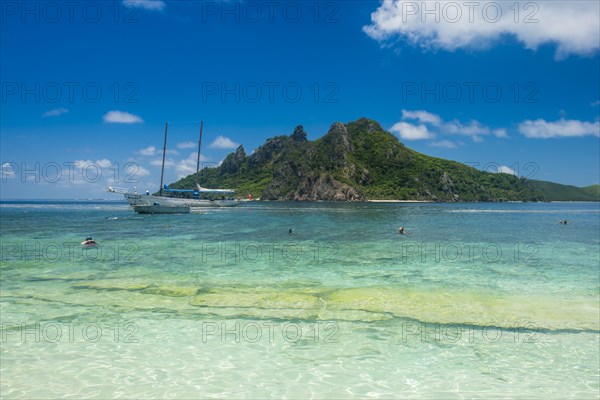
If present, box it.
[108,121,242,208]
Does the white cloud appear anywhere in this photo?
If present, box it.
[73,160,94,169]
[95,159,113,168]
[1,163,16,179]
[429,140,458,149]
[42,108,69,117]
[493,128,508,138]
[401,109,442,126]
[177,141,196,149]
[69,159,116,185]
[135,166,151,177]
[123,0,165,11]
[3,157,153,196]
[150,158,176,167]
[209,135,238,149]
[390,122,434,140]
[497,165,517,175]
[518,118,600,138]
[176,158,196,178]
[103,110,144,124]
[138,146,156,156]
[176,152,212,179]
[392,109,506,142]
[444,119,497,141]
[46,158,151,188]
[364,1,600,59]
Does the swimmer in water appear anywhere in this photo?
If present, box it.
[81,236,97,246]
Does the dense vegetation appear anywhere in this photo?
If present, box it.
[530,181,600,201]
[169,118,597,202]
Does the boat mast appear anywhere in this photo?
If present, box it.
[195,121,203,186]
[159,121,168,196]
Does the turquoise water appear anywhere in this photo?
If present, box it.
[1,201,599,398]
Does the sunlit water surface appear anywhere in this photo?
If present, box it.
[1,200,599,398]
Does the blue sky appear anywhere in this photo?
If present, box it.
[1,0,599,199]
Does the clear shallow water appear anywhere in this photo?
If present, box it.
[1,200,599,399]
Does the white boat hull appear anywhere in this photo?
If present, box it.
[124,193,241,208]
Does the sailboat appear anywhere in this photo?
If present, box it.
[108,121,243,208]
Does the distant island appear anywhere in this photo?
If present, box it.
[169,118,600,202]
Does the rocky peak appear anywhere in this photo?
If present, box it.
[219,145,247,174]
[249,136,286,166]
[234,145,246,160]
[329,122,347,134]
[353,118,382,134]
[367,122,380,133]
[291,125,308,142]
[327,122,352,152]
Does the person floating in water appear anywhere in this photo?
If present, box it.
[81,236,97,246]
[559,220,568,224]
[289,228,294,234]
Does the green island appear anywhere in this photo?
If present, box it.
[169,118,599,202]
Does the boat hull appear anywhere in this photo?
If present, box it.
[132,204,190,214]
[124,193,241,208]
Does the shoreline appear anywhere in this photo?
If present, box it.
[367,199,433,203]
[1,198,599,203]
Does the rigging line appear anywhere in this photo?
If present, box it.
[165,120,203,125]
